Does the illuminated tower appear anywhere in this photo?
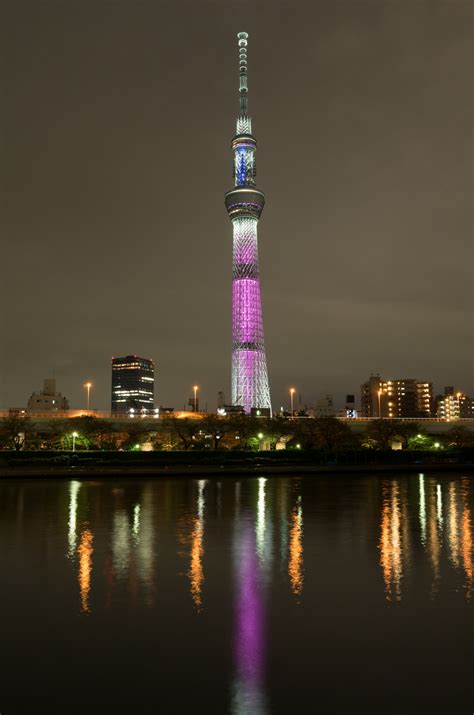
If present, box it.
[225,32,271,414]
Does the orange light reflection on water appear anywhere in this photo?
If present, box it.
[288,501,303,598]
[448,482,460,569]
[379,482,402,601]
[461,480,473,599]
[78,528,93,614]
[187,480,206,611]
[189,517,204,610]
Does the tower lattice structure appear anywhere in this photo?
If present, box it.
[225,32,271,414]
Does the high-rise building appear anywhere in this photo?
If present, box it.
[224,32,271,414]
[360,375,433,418]
[111,355,155,414]
[360,375,383,417]
[27,378,69,412]
[435,387,474,419]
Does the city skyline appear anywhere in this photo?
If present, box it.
[12,366,474,415]
[2,1,472,411]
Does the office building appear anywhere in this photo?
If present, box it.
[111,355,155,414]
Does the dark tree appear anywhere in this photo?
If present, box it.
[0,415,36,451]
[163,418,201,450]
[199,415,233,450]
[443,426,474,448]
[227,415,261,449]
[292,417,352,451]
[364,420,401,450]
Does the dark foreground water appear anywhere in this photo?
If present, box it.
[0,473,472,714]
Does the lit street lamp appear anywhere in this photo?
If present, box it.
[84,382,92,410]
[193,385,199,413]
[290,388,296,417]
[72,431,79,452]
[377,389,383,419]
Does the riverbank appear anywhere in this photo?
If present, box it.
[1,462,473,478]
[1,448,472,478]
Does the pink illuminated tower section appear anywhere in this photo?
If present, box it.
[225,32,271,414]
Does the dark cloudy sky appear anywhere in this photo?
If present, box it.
[2,0,472,411]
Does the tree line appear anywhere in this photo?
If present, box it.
[1,414,472,452]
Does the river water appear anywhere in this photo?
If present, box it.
[0,473,472,714]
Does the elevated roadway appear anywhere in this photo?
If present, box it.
[1,410,473,434]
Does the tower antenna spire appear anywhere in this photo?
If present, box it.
[237,31,248,117]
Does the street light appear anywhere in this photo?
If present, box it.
[377,389,383,418]
[290,388,296,417]
[84,382,92,410]
[72,431,79,452]
[193,385,199,412]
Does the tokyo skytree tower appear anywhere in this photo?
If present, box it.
[224,32,272,414]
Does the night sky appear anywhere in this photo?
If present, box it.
[2,0,472,411]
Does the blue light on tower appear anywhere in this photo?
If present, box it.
[236,149,247,186]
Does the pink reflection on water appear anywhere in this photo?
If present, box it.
[232,522,267,714]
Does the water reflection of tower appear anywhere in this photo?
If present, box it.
[232,518,268,715]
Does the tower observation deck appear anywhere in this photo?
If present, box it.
[225,32,271,414]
